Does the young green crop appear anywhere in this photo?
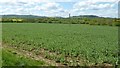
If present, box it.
[2,23,118,66]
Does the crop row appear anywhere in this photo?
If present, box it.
[2,23,118,66]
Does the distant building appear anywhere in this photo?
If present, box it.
[69,13,71,18]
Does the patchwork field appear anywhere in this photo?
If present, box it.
[2,23,118,66]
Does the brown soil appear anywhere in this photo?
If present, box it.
[2,44,65,66]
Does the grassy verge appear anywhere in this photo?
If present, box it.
[0,48,2,67]
[2,48,45,66]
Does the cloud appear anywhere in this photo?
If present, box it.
[71,1,117,17]
[32,2,68,17]
[70,0,118,18]
[88,0,119,3]
[0,0,118,17]
[35,2,60,11]
[73,0,116,11]
[0,1,68,17]
[0,0,80,3]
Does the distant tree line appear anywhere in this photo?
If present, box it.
[1,17,120,26]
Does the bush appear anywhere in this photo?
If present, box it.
[89,21,95,25]
[113,22,120,26]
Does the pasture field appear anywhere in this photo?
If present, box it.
[2,23,118,66]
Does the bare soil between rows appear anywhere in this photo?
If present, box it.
[2,43,114,67]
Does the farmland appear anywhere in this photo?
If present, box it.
[2,23,118,66]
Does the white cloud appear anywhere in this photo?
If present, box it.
[0,0,118,17]
[0,0,80,3]
[32,2,68,17]
[73,0,117,11]
[88,0,119,3]
[35,2,60,11]
[89,3,114,10]
[70,0,118,18]
[0,1,68,16]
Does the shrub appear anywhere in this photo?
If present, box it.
[113,22,120,26]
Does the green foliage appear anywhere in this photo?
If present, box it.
[2,48,45,66]
[2,17,120,26]
[2,23,118,66]
[113,22,120,26]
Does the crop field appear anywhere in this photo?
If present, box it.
[2,23,118,66]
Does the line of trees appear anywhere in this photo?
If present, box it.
[1,17,120,26]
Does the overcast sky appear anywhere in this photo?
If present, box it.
[0,0,119,18]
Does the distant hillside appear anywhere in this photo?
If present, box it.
[1,15,110,19]
[72,15,100,18]
[1,15,46,19]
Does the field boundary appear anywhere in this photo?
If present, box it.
[2,43,115,67]
[2,44,65,66]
